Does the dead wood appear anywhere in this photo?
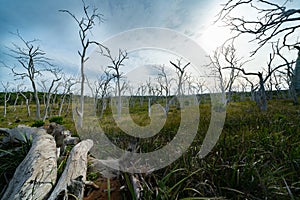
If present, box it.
[48,139,93,200]
[1,129,57,200]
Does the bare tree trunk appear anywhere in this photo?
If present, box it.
[99,98,107,119]
[13,93,19,112]
[117,79,122,119]
[29,93,33,104]
[20,92,31,117]
[33,84,41,119]
[42,78,61,121]
[290,81,298,104]
[1,82,11,118]
[148,98,151,117]
[256,73,268,111]
[78,60,85,128]
[58,94,66,116]
[65,94,72,116]
[3,92,11,117]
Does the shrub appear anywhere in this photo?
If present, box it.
[49,116,64,124]
[31,120,45,127]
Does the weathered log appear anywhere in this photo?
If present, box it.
[1,129,57,200]
[88,156,119,179]
[64,136,80,145]
[0,125,41,145]
[48,139,93,200]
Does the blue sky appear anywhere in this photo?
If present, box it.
[0,0,222,85]
[0,0,299,92]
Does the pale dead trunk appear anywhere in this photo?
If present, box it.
[148,97,151,117]
[3,92,10,117]
[13,93,19,112]
[78,61,85,129]
[20,92,31,117]
[58,94,66,116]
[33,84,41,119]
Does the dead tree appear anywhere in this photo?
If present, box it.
[48,140,93,200]
[136,83,147,107]
[291,47,300,100]
[1,82,11,117]
[194,78,206,103]
[4,31,56,119]
[58,75,78,116]
[170,59,190,96]
[218,0,300,55]
[146,78,157,117]
[237,78,251,101]
[207,44,244,104]
[17,85,31,117]
[40,72,62,121]
[103,48,128,118]
[95,70,113,119]
[275,46,299,103]
[218,0,300,102]
[60,0,104,128]
[12,86,20,112]
[224,43,292,110]
[156,64,174,113]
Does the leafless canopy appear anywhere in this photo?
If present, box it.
[170,58,190,96]
[104,48,128,80]
[217,0,300,55]
[59,0,104,58]
[223,41,295,87]
[6,31,58,80]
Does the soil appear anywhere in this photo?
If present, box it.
[84,176,123,200]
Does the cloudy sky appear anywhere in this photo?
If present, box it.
[0,0,299,91]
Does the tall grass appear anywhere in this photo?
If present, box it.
[0,133,32,197]
[0,97,299,199]
[100,99,300,199]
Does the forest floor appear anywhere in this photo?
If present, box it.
[0,98,299,199]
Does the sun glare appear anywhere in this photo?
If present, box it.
[199,23,233,53]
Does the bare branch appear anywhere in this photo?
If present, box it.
[217,0,300,55]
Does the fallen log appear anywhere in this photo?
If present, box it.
[88,156,119,178]
[1,129,57,200]
[0,125,41,145]
[48,139,93,200]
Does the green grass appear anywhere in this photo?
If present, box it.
[0,97,300,199]
[0,134,32,196]
[99,99,300,199]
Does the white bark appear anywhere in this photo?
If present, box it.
[1,125,43,144]
[48,139,93,200]
[1,129,57,200]
[20,92,31,117]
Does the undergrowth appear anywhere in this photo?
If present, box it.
[0,98,299,199]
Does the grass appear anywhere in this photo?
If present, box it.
[98,98,300,199]
[0,133,32,196]
[0,97,299,199]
